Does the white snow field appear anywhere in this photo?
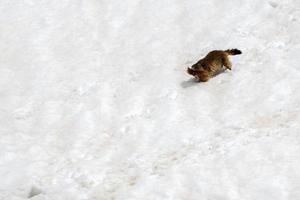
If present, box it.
[1,0,300,199]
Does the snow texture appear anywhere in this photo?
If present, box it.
[0,0,300,199]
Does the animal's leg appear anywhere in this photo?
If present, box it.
[198,70,210,82]
[222,56,232,70]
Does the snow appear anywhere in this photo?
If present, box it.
[0,0,300,199]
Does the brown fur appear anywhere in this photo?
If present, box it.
[187,49,242,82]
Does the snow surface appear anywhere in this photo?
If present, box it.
[0,0,300,199]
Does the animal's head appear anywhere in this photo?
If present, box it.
[190,63,201,70]
[187,67,196,76]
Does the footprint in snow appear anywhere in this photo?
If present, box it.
[268,1,278,8]
[28,186,43,198]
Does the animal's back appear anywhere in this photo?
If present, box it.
[204,50,225,63]
[201,50,225,72]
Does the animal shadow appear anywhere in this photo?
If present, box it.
[180,78,199,88]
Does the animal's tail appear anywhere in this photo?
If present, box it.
[187,67,197,76]
[225,49,242,55]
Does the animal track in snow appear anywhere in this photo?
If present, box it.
[268,1,278,8]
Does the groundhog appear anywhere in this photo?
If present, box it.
[187,49,242,82]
